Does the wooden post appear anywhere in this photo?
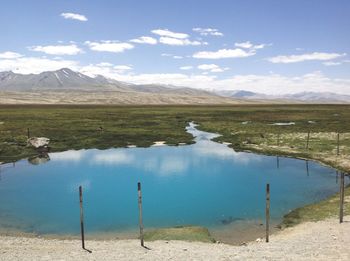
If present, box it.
[266,183,270,243]
[339,173,345,223]
[306,130,310,149]
[276,156,280,169]
[138,182,144,247]
[337,133,340,156]
[306,160,309,176]
[27,128,30,139]
[79,186,85,249]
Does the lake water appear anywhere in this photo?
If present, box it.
[0,123,342,242]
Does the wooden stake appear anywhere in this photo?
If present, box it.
[266,183,270,243]
[306,130,310,149]
[306,160,309,176]
[337,133,340,156]
[79,186,85,249]
[138,182,144,247]
[339,173,345,223]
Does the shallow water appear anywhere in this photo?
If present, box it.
[0,123,343,242]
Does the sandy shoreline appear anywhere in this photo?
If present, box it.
[0,218,280,245]
[1,216,349,260]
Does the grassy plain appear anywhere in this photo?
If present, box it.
[0,104,349,229]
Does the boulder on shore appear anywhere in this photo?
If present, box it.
[27,137,50,148]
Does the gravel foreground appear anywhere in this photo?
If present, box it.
[1,216,349,261]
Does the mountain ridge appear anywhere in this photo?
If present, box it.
[0,68,213,96]
[1,69,349,103]
[216,89,350,103]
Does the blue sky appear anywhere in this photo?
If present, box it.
[1,0,350,94]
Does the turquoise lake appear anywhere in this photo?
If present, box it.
[0,123,343,241]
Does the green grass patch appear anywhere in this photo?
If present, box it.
[143,226,215,243]
[282,185,350,227]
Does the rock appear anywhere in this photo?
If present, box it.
[255,238,262,242]
[28,137,50,148]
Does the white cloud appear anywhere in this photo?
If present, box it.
[61,13,88,22]
[253,44,266,49]
[94,62,133,72]
[323,60,350,66]
[268,52,346,63]
[193,28,223,36]
[114,65,132,70]
[235,41,253,49]
[96,62,114,67]
[130,36,157,45]
[180,66,193,70]
[60,12,88,22]
[197,64,229,73]
[193,48,255,59]
[29,44,83,55]
[85,41,134,53]
[161,53,184,59]
[151,28,205,46]
[0,56,79,74]
[79,63,133,78]
[159,37,202,46]
[0,51,23,59]
[323,61,342,66]
[102,70,350,95]
[234,41,266,50]
[197,64,219,70]
[151,29,189,39]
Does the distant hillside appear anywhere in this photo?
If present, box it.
[0,68,213,96]
[1,69,349,104]
[217,90,350,103]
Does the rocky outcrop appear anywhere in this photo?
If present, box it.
[27,137,50,149]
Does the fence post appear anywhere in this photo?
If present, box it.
[339,173,345,223]
[337,133,340,156]
[306,130,310,149]
[79,186,85,249]
[138,182,144,247]
[266,183,270,242]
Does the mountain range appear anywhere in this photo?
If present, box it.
[0,68,212,96]
[216,90,350,103]
[0,68,349,104]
